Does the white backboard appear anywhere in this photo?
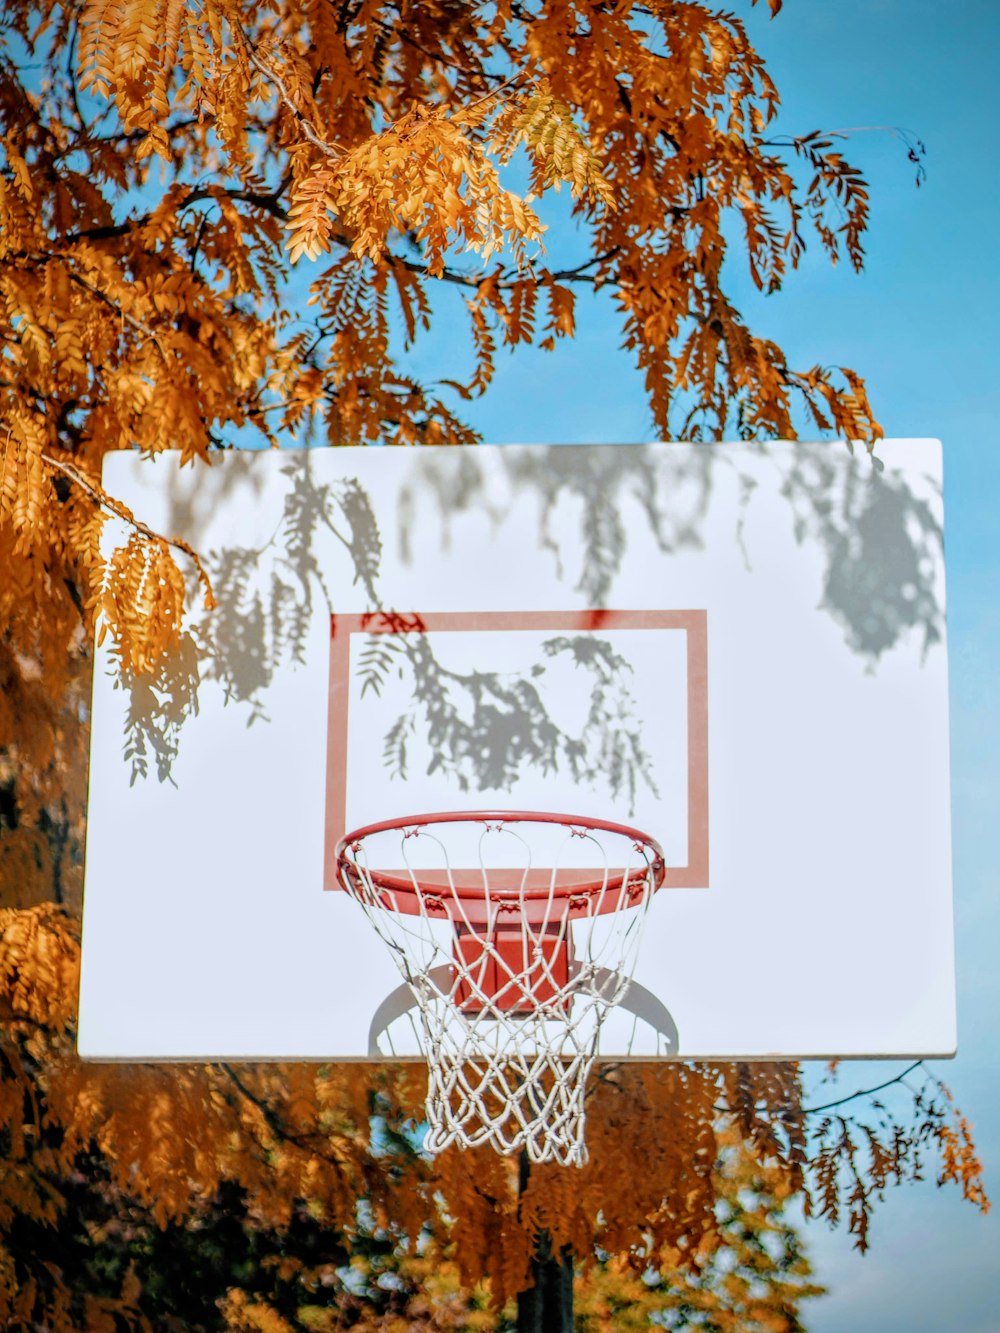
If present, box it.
[78,441,956,1061]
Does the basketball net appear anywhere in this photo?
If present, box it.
[336,813,664,1167]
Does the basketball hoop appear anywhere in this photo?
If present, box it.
[335,811,665,1166]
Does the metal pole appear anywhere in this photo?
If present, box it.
[515,1151,574,1333]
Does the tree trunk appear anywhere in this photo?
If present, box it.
[516,1152,574,1332]
[515,1233,574,1332]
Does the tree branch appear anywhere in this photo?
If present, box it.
[802,1062,925,1116]
[66,271,168,359]
[241,41,343,160]
[218,1063,347,1169]
[390,245,621,292]
[54,117,201,162]
[373,13,507,88]
[40,453,215,609]
[57,182,291,245]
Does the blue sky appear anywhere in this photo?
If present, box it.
[396,3,999,1325]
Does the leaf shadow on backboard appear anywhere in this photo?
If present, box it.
[117,443,944,788]
[372,629,661,818]
[397,443,943,662]
[780,447,943,661]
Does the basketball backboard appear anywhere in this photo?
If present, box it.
[78,441,956,1062]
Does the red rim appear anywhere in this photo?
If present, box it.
[334,809,666,907]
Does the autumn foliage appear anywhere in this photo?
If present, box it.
[0,0,987,1327]
[0,910,987,1330]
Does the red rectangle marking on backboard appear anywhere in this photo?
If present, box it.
[324,609,709,890]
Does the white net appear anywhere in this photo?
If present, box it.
[336,813,664,1167]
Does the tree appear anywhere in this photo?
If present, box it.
[0,955,985,1330]
[0,1,987,1328]
[0,0,890,714]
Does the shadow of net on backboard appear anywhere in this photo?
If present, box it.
[366,966,681,1060]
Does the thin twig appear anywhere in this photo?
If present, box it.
[462,70,526,115]
[803,1061,925,1116]
[711,1060,928,1119]
[549,247,622,282]
[393,244,621,293]
[242,42,342,160]
[218,1063,347,1168]
[66,272,168,361]
[65,10,87,136]
[371,15,508,89]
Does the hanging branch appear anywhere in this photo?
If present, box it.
[41,453,215,609]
